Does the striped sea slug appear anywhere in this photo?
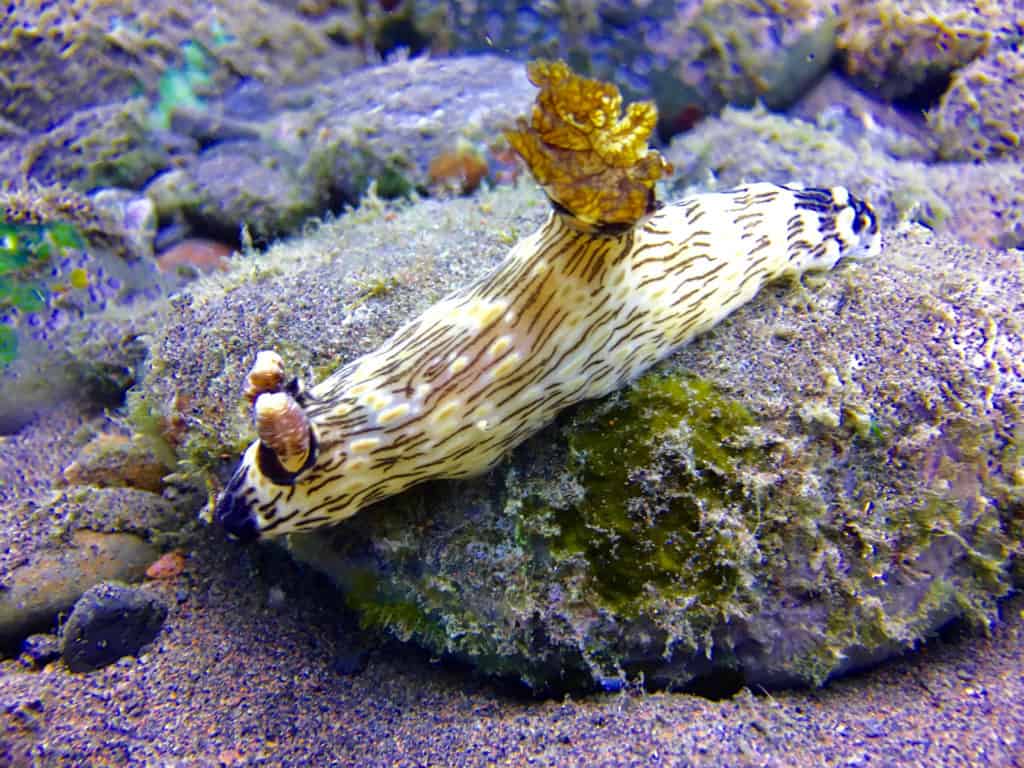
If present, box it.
[215,61,880,540]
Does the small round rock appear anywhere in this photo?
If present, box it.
[60,583,168,673]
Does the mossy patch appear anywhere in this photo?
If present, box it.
[342,566,450,651]
[522,372,767,627]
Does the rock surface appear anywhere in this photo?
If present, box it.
[0,531,158,653]
[137,173,1021,690]
[421,0,840,136]
[667,106,1024,251]
[61,432,170,494]
[928,45,1024,162]
[17,634,61,669]
[60,582,168,673]
[284,224,1022,690]
[837,0,1006,100]
[1,54,534,250]
[0,0,362,135]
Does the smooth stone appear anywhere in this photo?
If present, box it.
[0,531,157,654]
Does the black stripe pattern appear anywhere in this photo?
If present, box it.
[215,183,880,540]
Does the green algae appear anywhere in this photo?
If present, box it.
[532,372,764,622]
[286,354,1021,689]
[343,566,450,651]
[0,325,16,365]
[136,177,1021,691]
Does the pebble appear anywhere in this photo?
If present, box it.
[19,633,62,668]
[863,717,887,738]
[266,585,287,610]
[62,432,168,493]
[155,239,234,276]
[332,647,368,677]
[145,550,187,580]
[60,582,168,673]
[0,531,158,654]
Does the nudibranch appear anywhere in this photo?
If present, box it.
[215,61,880,540]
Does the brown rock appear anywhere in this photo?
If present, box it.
[62,432,168,493]
[155,239,234,275]
[0,531,158,653]
[145,550,187,580]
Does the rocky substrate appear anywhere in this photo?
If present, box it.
[131,176,1022,691]
[0,411,1021,765]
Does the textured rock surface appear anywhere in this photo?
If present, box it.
[0,0,361,134]
[17,634,62,669]
[284,224,1022,690]
[667,106,1024,251]
[1,54,535,250]
[137,177,1021,690]
[60,582,168,673]
[928,45,1024,162]
[0,184,165,432]
[837,0,1010,100]
[34,486,192,543]
[0,532,158,653]
[150,55,536,243]
[836,0,1023,161]
[61,432,171,494]
[431,0,839,136]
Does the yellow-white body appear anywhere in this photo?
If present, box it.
[216,183,879,539]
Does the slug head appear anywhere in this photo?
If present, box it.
[215,358,320,541]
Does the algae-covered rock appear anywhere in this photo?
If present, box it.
[62,432,171,494]
[927,46,1024,162]
[136,178,1021,691]
[837,0,1006,101]
[283,223,1022,690]
[0,0,361,135]
[667,106,1024,251]
[0,100,179,192]
[430,0,838,136]
[0,185,166,432]
[293,55,535,208]
[141,55,536,244]
[836,0,1023,163]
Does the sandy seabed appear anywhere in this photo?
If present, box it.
[1,406,1021,768]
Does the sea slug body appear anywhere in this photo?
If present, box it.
[215,62,880,540]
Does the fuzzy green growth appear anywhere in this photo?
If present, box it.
[0,326,15,366]
[0,220,86,366]
[547,373,761,619]
[149,41,215,131]
[343,567,450,651]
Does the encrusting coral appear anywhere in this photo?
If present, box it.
[213,61,879,540]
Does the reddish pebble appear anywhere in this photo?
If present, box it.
[146,550,187,580]
[217,748,245,766]
[428,147,489,195]
[156,239,234,274]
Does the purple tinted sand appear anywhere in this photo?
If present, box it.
[0,408,90,575]
[1,413,1022,767]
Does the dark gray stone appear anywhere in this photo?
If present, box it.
[60,583,168,673]
[0,531,158,654]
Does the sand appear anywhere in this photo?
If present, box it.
[1,406,1022,767]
